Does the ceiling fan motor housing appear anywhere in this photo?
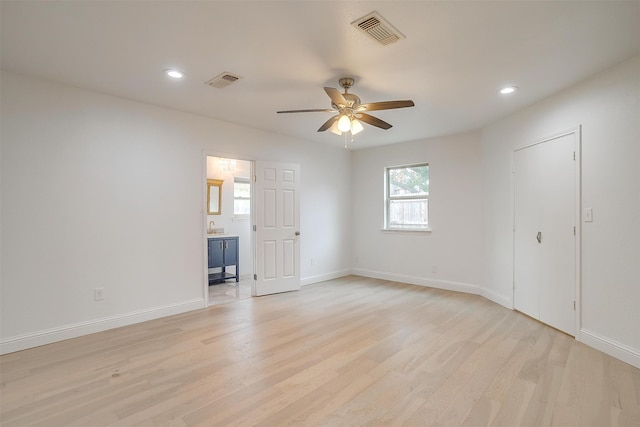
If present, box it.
[332,93,361,110]
[339,77,355,91]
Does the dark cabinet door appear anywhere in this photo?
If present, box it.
[224,238,238,266]
[208,239,224,268]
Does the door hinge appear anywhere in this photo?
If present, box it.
[573,300,576,310]
[253,175,257,182]
[573,151,576,161]
[573,226,576,235]
[253,225,256,231]
[253,274,257,281]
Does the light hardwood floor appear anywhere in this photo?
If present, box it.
[1,276,639,426]
[208,279,252,306]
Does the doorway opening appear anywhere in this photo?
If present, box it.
[205,155,253,306]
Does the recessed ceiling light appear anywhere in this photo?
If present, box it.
[499,86,518,94]
[164,69,184,79]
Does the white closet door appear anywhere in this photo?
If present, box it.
[514,132,576,335]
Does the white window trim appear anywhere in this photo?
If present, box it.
[381,228,431,234]
[383,162,430,233]
[233,177,251,220]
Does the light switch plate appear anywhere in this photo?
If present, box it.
[584,207,593,222]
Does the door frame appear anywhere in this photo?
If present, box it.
[510,126,582,338]
[201,150,256,306]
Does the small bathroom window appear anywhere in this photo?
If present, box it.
[234,177,251,219]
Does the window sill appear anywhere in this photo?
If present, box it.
[382,228,431,235]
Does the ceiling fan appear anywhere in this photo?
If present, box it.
[277,77,415,135]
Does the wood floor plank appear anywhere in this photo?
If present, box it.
[461,317,542,426]
[608,357,640,426]
[1,276,639,426]
[550,340,589,427]
[579,345,612,426]
[317,371,407,426]
[400,310,522,426]
[489,377,537,427]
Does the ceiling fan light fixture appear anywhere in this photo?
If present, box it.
[351,119,364,135]
[329,120,343,135]
[338,115,352,132]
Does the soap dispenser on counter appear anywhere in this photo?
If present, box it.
[207,221,215,234]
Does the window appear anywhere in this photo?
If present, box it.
[385,163,429,230]
[233,177,250,218]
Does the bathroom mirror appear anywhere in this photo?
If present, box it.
[207,179,223,215]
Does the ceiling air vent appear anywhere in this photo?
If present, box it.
[205,72,243,89]
[352,11,405,46]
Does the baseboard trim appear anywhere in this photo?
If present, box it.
[352,269,513,308]
[0,298,205,355]
[351,268,480,295]
[479,286,512,309]
[301,270,351,287]
[579,328,640,369]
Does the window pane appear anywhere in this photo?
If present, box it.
[389,165,429,196]
[389,199,428,228]
[234,182,250,198]
[234,199,250,215]
[234,179,250,216]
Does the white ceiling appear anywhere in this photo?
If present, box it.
[2,1,639,150]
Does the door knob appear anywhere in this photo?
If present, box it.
[295,231,300,236]
[536,231,542,244]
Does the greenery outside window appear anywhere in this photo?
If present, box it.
[385,163,429,231]
[234,177,251,219]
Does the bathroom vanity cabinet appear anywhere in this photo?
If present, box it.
[207,235,239,284]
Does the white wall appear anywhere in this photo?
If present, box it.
[0,71,351,353]
[481,55,640,367]
[351,132,484,295]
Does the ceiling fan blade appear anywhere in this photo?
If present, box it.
[358,113,393,130]
[277,108,335,114]
[324,87,348,107]
[317,115,339,132]
[357,100,415,112]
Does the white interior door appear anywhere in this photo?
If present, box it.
[253,161,301,296]
[514,131,577,335]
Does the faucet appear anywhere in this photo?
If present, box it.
[208,221,215,233]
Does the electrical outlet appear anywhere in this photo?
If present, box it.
[432,265,438,274]
[94,288,104,301]
[310,258,314,266]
